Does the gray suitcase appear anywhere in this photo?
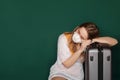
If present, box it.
[85,42,111,80]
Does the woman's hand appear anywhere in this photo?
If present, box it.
[80,39,92,51]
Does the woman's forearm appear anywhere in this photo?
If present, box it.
[62,47,84,68]
[92,37,118,46]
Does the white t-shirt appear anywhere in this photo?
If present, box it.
[48,33,84,80]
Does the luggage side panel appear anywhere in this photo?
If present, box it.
[88,49,98,80]
[103,49,111,80]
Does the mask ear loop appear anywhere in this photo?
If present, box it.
[71,26,80,38]
[72,26,80,32]
[71,26,77,39]
[72,26,83,44]
[73,26,83,47]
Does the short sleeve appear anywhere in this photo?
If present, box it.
[57,34,71,63]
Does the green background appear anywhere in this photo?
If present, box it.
[0,0,120,80]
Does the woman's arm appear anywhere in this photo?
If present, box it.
[92,37,118,46]
[62,47,84,68]
[63,40,91,68]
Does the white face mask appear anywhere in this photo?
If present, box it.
[72,32,82,43]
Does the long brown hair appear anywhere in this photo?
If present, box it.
[64,22,99,55]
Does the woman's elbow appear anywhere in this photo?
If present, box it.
[110,39,118,46]
[62,62,71,69]
[113,39,118,45]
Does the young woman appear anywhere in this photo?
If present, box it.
[48,22,118,80]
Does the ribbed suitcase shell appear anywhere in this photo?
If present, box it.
[85,43,111,80]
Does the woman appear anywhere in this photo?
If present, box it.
[48,22,118,80]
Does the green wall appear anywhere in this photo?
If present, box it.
[0,0,120,80]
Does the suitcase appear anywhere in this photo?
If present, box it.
[84,42,111,80]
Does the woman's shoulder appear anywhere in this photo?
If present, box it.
[58,32,72,39]
[58,33,66,40]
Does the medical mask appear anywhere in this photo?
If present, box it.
[72,32,82,43]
